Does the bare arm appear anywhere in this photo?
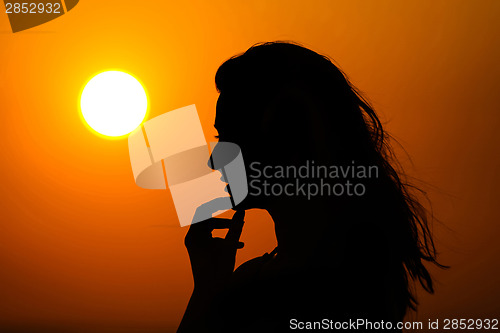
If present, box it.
[177,211,245,332]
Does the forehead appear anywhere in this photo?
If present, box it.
[214,95,227,131]
[214,109,236,136]
[214,94,241,131]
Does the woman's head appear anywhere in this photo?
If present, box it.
[215,42,385,210]
[215,42,377,166]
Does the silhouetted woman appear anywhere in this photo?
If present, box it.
[178,42,444,332]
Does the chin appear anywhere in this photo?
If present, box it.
[234,195,268,211]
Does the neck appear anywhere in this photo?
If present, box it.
[266,198,332,261]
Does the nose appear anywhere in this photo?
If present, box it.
[207,142,240,170]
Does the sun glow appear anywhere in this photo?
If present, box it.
[80,71,148,138]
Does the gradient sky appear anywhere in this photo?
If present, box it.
[1,1,499,331]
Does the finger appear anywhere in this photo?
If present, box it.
[192,197,233,222]
[225,210,245,243]
[186,218,233,243]
[212,238,245,249]
[190,218,233,231]
[232,209,245,222]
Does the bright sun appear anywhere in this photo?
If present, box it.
[80,71,148,138]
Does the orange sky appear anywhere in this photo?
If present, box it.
[1,1,500,331]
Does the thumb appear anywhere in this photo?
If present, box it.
[225,210,245,244]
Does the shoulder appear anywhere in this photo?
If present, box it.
[232,252,273,283]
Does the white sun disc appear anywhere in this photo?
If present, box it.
[80,71,148,137]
